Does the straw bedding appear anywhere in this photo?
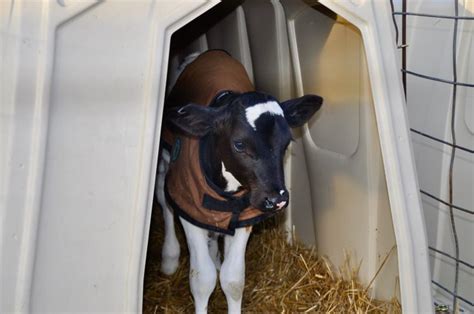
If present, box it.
[143,203,401,313]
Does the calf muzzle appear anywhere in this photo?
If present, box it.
[262,190,289,211]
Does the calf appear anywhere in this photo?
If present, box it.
[156,50,322,313]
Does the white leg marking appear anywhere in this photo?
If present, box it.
[180,218,217,314]
[222,162,241,192]
[245,101,284,130]
[220,227,252,314]
[156,150,180,275]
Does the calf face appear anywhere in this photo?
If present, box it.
[167,91,322,212]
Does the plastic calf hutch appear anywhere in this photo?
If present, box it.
[1,0,432,312]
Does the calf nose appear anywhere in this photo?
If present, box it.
[263,190,289,211]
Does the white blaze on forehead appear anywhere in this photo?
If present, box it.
[245,101,284,130]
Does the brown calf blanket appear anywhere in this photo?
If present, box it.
[162,50,273,235]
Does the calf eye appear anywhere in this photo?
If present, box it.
[233,141,246,153]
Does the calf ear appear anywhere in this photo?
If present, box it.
[281,95,323,128]
[166,103,218,137]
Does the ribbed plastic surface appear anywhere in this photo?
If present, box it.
[1,0,432,312]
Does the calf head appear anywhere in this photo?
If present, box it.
[167,92,322,212]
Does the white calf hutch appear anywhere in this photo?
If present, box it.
[1,0,434,312]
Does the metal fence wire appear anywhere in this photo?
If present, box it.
[389,0,474,312]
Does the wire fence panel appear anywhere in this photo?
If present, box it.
[389,0,474,312]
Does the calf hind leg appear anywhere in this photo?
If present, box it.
[220,227,252,314]
[180,218,217,314]
[208,232,222,270]
[156,152,180,275]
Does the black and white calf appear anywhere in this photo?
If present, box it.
[156,51,322,313]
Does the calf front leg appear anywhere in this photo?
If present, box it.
[156,151,180,275]
[180,218,217,314]
[220,227,252,314]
